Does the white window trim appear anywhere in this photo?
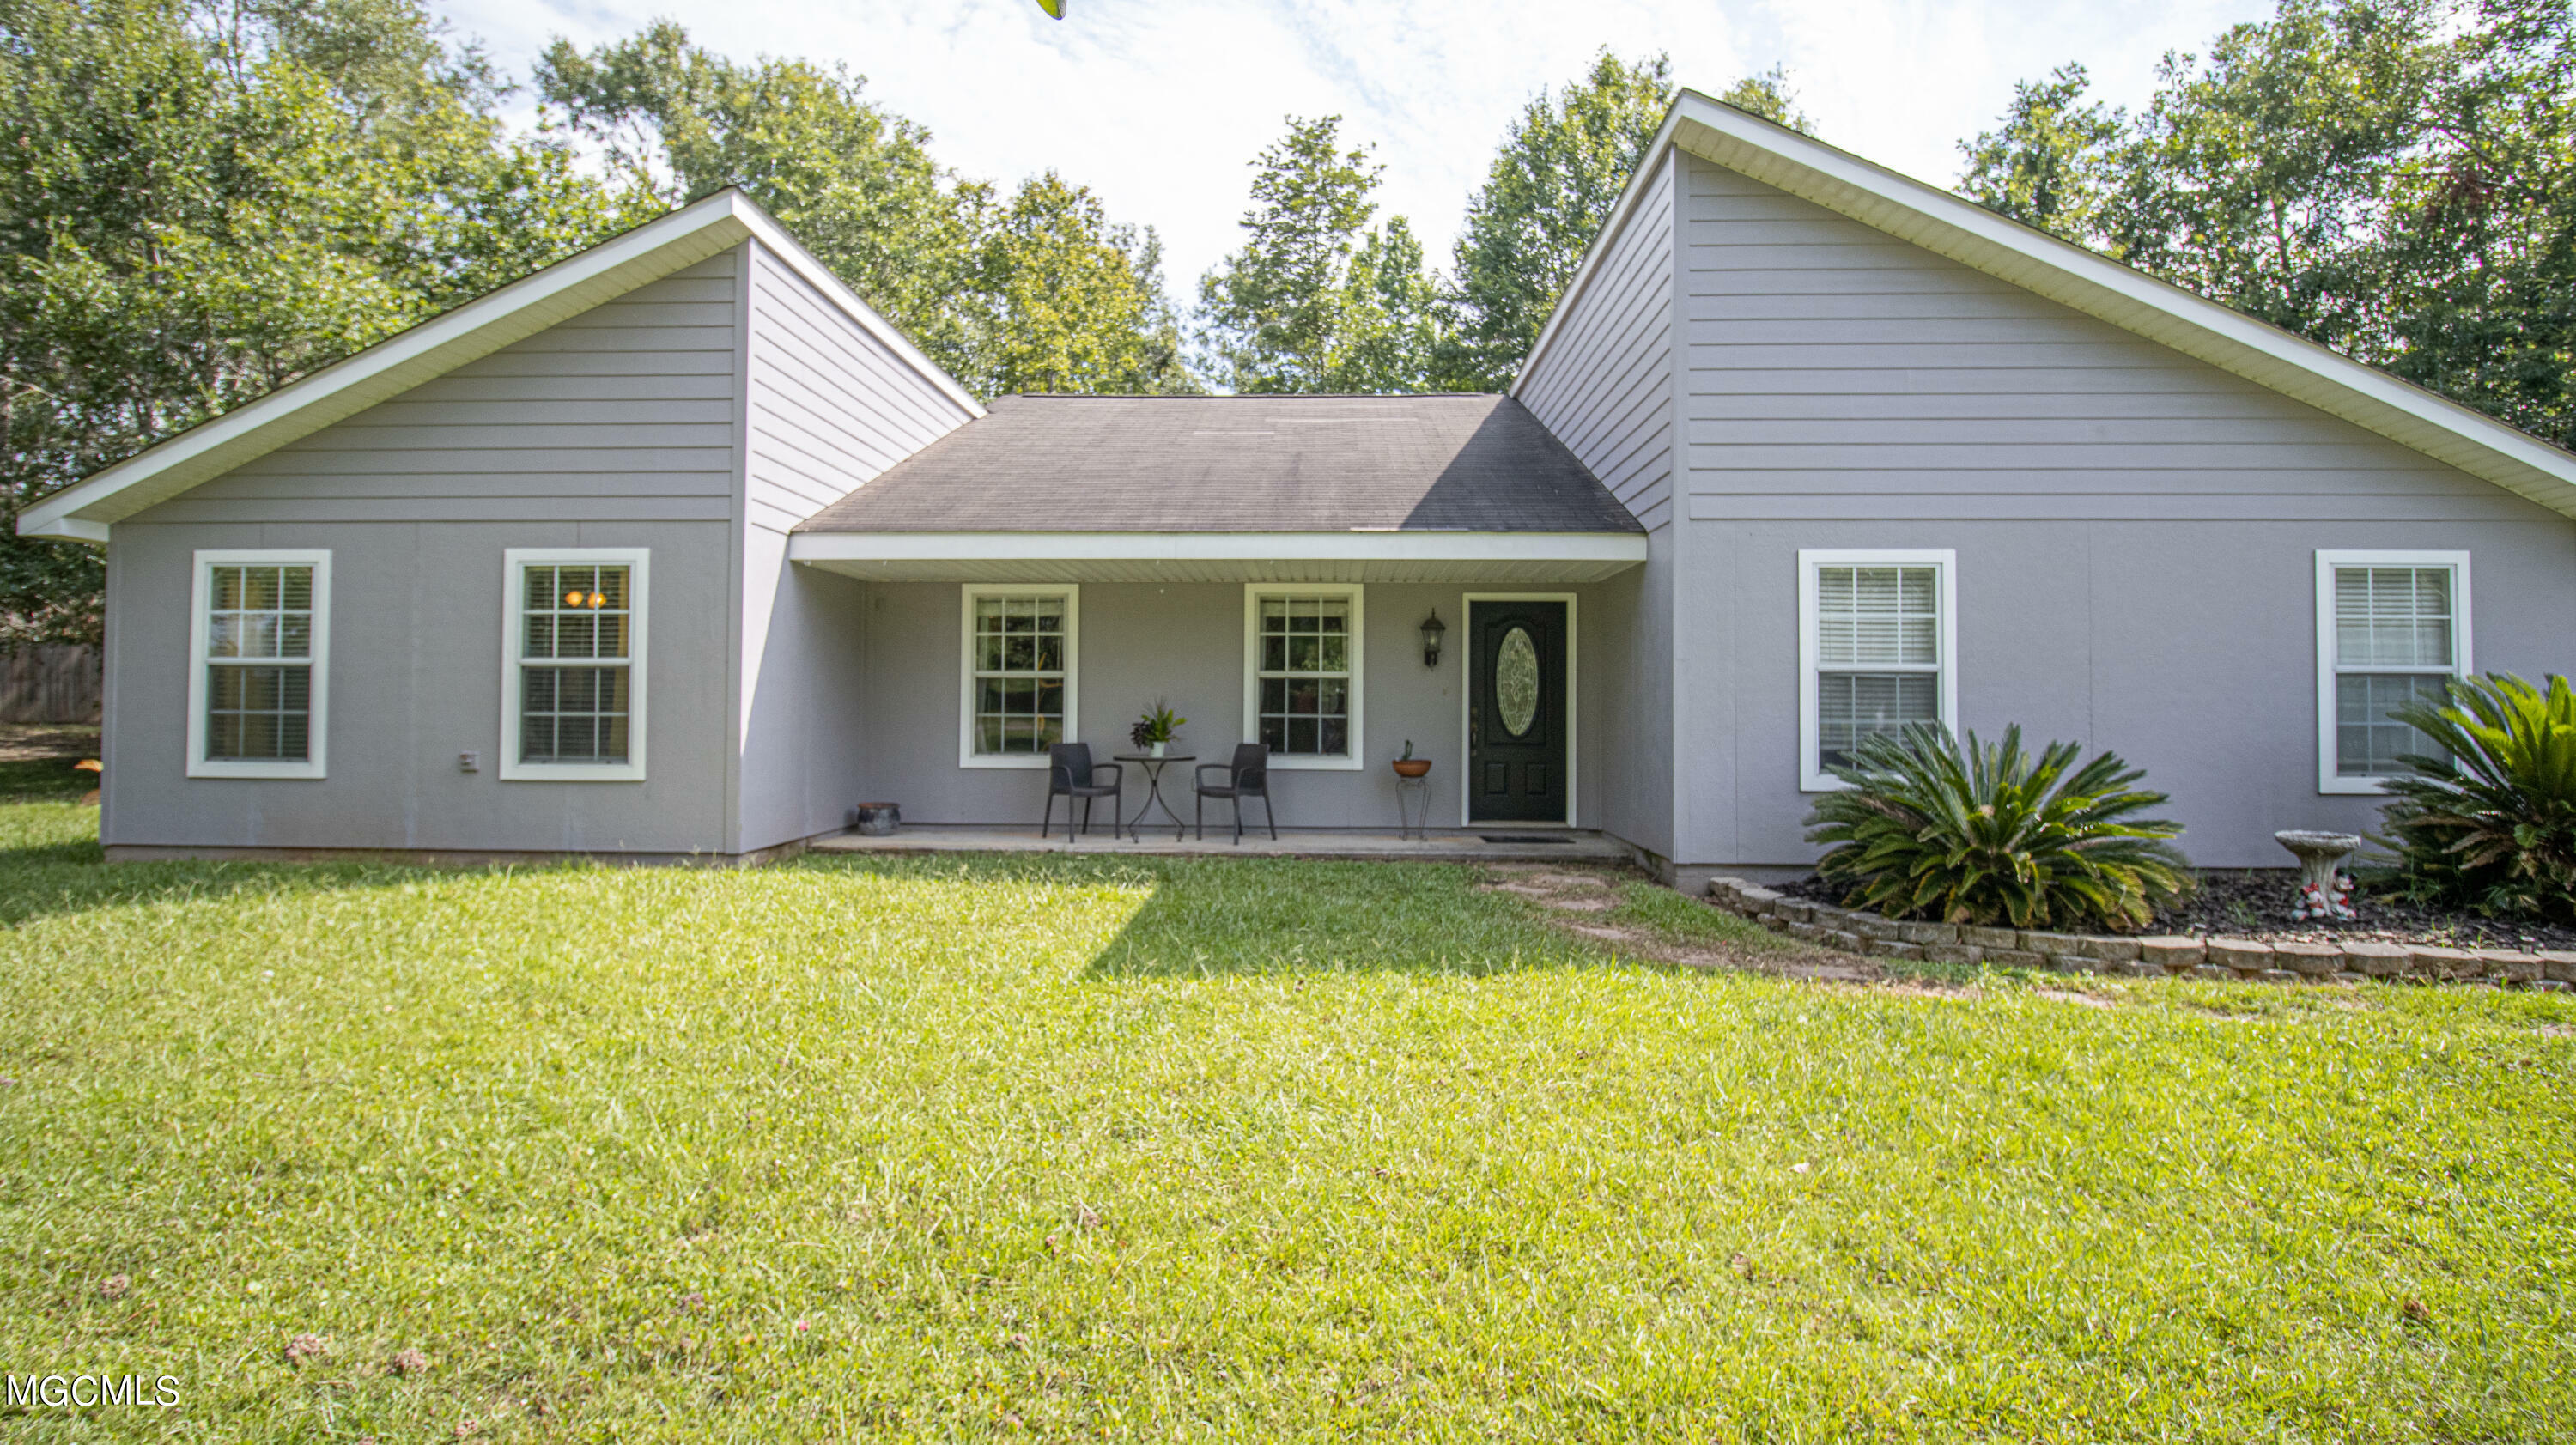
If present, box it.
[1242,582,1364,771]
[958,584,1079,769]
[2314,549,2471,796]
[186,548,331,780]
[1458,592,1580,828]
[1797,549,1959,792]
[500,547,649,782]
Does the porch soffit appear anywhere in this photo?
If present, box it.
[782,530,1649,584]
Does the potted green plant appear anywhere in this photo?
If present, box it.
[1130,700,1186,758]
[1392,739,1431,778]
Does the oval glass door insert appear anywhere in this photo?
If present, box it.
[1495,626,1540,737]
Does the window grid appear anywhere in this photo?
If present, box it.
[971,594,1067,756]
[204,563,314,762]
[2331,564,2457,779]
[1255,595,1352,757]
[518,563,631,765]
[1814,563,1941,773]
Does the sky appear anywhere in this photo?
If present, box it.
[437,0,2279,293]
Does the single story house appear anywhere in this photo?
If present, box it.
[21,90,2576,885]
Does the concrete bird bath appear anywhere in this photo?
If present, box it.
[2275,829,2363,921]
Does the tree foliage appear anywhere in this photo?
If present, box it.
[969,172,1189,396]
[1433,50,1672,392]
[1,0,640,646]
[1961,0,2576,447]
[1193,114,1438,393]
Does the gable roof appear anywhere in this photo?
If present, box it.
[793,393,1642,535]
[15,189,980,543]
[1518,88,2576,522]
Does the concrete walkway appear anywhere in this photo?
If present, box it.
[809,824,1631,865]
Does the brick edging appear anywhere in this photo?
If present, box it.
[1704,878,2576,991]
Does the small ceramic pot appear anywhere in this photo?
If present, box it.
[1392,758,1431,778]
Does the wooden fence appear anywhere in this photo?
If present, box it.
[0,645,103,723]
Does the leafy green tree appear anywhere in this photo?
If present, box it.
[1956,64,2127,238]
[1,0,633,646]
[969,171,1190,394]
[1715,64,1816,134]
[1194,114,1435,392]
[1433,50,1671,392]
[536,23,981,373]
[1963,0,2575,447]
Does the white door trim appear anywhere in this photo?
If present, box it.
[1458,592,1578,828]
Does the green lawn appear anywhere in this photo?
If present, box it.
[3,801,2572,1442]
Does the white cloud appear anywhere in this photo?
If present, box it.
[438,0,2275,293]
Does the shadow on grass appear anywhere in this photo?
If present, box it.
[788,849,1605,979]
[0,804,587,930]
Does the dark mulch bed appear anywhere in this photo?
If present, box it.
[1778,869,2576,951]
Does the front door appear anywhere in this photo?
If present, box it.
[1467,599,1567,823]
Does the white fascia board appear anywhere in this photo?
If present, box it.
[1522,88,2576,520]
[15,190,981,545]
[785,531,1650,567]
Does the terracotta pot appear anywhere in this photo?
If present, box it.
[1391,758,1431,778]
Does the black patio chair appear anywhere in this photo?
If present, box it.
[1040,742,1123,841]
[1194,743,1278,843]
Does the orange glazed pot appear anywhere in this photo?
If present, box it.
[1392,759,1432,779]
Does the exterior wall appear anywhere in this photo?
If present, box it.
[732,240,978,853]
[851,580,1614,833]
[1515,150,1683,861]
[1668,152,2576,870]
[102,252,744,854]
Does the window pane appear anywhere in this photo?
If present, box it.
[1817,671,1937,772]
[969,592,1070,756]
[519,665,629,764]
[205,662,312,761]
[2335,566,2452,668]
[1816,565,1938,667]
[2336,672,2451,777]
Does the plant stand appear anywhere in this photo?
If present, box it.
[1394,773,1433,841]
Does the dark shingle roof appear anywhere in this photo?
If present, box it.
[792,393,1643,534]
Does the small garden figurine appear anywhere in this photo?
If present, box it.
[1129,701,1185,757]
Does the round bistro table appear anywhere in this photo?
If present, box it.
[1115,753,1195,841]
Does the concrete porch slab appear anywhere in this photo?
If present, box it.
[808,824,1632,865]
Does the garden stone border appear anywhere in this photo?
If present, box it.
[1704,878,2576,992]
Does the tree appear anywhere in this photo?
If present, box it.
[1433,50,1671,392]
[1715,64,1816,134]
[1,0,635,647]
[969,172,1190,395]
[536,23,980,374]
[1194,114,1437,393]
[1960,0,2576,447]
[1956,64,2126,238]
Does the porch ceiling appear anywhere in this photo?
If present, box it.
[784,530,1649,583]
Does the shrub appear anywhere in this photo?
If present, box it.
[1804,722,2191,932]
[2376,672,2576,920]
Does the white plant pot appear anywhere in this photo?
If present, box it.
[1150,741,1168,757]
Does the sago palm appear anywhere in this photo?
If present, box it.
[1804,722,2191,932]
[2378,672,2576,920]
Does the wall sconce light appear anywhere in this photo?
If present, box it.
[1419,608,1447,668]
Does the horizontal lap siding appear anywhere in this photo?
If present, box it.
[1669,151,2576,871]
[733,240,977,854]
[167,253,744,521]
[743,241,974,534]
[1516,158,1676,533]
[1676,158,2506,520]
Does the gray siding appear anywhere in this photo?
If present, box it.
[160,253,743,522]
[1512,151,1683,860]
[732,240,979,853]
[103,252,746,855]
[1516,153,1678,531]
[1668,152,2576,869]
